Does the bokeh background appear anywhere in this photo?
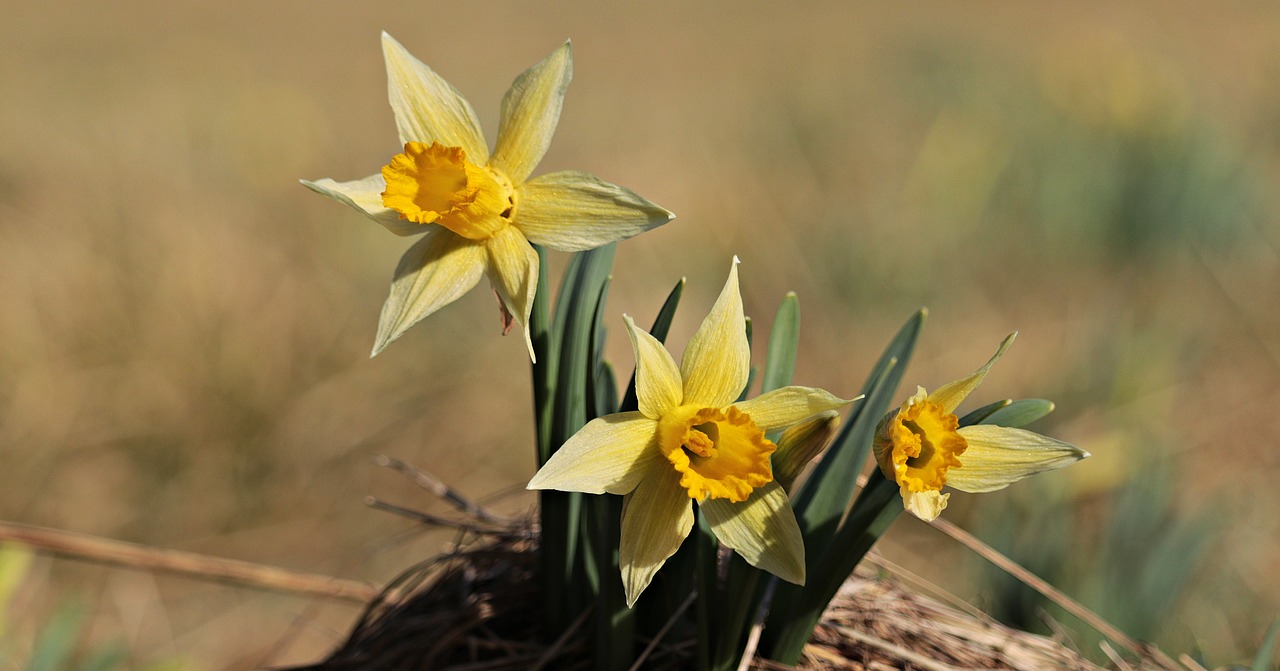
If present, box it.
[2,1,1278,668]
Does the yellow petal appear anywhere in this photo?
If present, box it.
[484,225,538,361]
[731,386,857,432]
[514,171,675,252]
[901,487,948,521]
[301,175,424,237]
[623,315,684,420]
[928,333,1017,414]
[681,258,749,408]
[700,481,805,585]
[526,412,662,494]
[490,41,572,184]
[373,228,485,356]
[381,32,488,163]
[948,425,1089,493]
[620,469,695,607]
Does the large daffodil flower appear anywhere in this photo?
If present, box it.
[873,334,1090,521]
[303,34,674,358]
[528,259,854,606]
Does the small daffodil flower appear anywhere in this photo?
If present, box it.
[873,334,1090,521]
[528,259,855,606]
[303,34,673,358]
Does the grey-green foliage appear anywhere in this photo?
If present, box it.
[898,41,1265,260]
[974,456,1217,658]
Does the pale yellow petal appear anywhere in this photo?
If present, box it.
[527,412,662,495]
[484,225,538,361]
[700,482,805,585]
[948,425,1089,493]
[928,333,1017,414]
[381,32,488,162]
[681,258,749,408]
[731,386,856,432]
[490,41,572,184]
[301,175,424,237]
[514,171,675,252]
[373,228,485,356]
[902,487,948,521]
[623,315,683,420]
[620,468,695,607]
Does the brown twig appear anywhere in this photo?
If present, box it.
[928,515,1181,669]
[630,591,696,671]
[0,520,378,603]
[373,455,510,525]
[529,605,592,671]
[364,497,528,539]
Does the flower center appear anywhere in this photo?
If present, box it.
[874,397,967,493]
[658,405,775,503]
[380,141,516,240]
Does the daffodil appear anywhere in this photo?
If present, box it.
[873,334,1089,521]
[303,34,674,358]
[528,259,854,606]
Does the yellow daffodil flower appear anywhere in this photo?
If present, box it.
[303,34,674,358]
[873,334,1090,521]
[528,259,855,606]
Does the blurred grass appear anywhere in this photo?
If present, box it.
[2,0,1280,667]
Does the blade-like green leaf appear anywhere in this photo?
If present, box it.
[957,399,1010,427]
[531,244,557,464]
[792,308,924,555]
[587,275,614,421]
[761,293,799,394]
[1253,616,1280,671]
[762,474,903,663]
[980,398,1055,428]
[552,244,616,448]
[540,244,617,637]
[27,600,86,671]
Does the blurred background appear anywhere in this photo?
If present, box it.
[1,0,1278,668]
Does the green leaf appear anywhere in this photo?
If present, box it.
[1254,616,1280,671]
[791,308,924,556]
[27,600,86,671]
[761,293,799,394]
[762,474,903,663]
[956,399,1011,426]
[539,244,618,637]
[761,309,925,662]
[530,244,557,465]
[980,398,1055,428]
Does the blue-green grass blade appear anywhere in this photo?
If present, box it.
[584,273,634,670]
[26,600,85,671]
[761,292,800,394]
[980,398,1055,428]
[762,475,903,663]
[551,244,615,448]
[542,244,617,636]
[594,361,618,422]
[619,277,685,413]
[694,512,718,671]
[531,244,557,465]
[957,399,1011,427]
[1253,616,1280,671]
[792,309,924,555]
